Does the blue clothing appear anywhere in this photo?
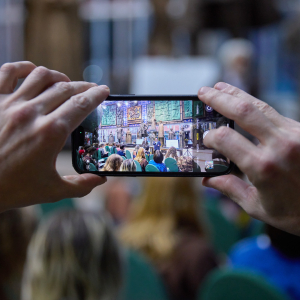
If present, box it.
[153,141,161,151]
[148,160,167,172]
[229,235,300,300]
[117,150,126,157]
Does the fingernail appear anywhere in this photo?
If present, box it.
[99,85,110,92]
[215,82,229,90]
[198,87,211,95]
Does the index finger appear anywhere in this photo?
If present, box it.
[0,61,36,94]
[198,86,278,144]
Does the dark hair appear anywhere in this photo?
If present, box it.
[212,150,227,161]
[113,143,116,146]
[116,143,120,147]
[145,145,149,151]
[100,144,104,148]
[87,147,97,154]
[153,150,163,164]
[266,224,300,258]
[120,144,125,150]
[216,116,230,128]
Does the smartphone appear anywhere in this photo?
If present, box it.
[72,95,234,177]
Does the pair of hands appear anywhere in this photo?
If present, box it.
[1,61,300,236]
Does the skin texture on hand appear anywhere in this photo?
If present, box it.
[0,61,108,212]
[199,82,300,236]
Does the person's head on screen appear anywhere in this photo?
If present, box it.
[101,154,123,172]
[120,144,125,151]
[165,147,178,161]
[134,145,140,152]
[120,178,205,262]
[145,145,149,151]
[155,138,158,142]
[99,144,104,148]
[153,150,164,164]
[135,147,146,163]
[120,159,137,172]
[22,210,122,300]
[86,146,97,156]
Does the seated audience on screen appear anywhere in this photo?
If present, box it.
[82,147,97,170]
[144,145,150,156]
[78,146,85,156]
[212,150,229,166]
[229,224,300,300]
[165,146,179,162]
[120,178,218,300]
[22,210,122,300]
[99,144,109,158]
[117,145,126,157]
[116,143,120,151]
[101,154,123,172]
[134,147,148,172]
[149,150,167,172]
[132,145,140,159]
[120,159,137,172]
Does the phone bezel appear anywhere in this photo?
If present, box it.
[71,95,234,177]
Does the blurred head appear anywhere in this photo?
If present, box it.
[134,145,140,152]
[155,138,158,142]
[266,225,300,258]
[100,144,104,148]
[165,147,178,161]
[120,159,137,172]
[153,150,163,164]
[120,178,205,261]
[102,154,123,172]
[120,144,125,151]
[87,146,97,156]
[145,145,149,151]
[0,209,36,300]
[116,143,120,148]
[22,210,122,300]
[135,147,145,163]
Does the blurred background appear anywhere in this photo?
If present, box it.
[1,1,300,300]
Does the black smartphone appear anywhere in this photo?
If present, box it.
[72,95,234,177]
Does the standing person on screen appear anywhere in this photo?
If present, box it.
[153,138,161,151]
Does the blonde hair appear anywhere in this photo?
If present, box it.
[101,154,123,172]
[22,210,122,300]
[134,147,145,164]
[120,178,205,262]
[121,159,137,172]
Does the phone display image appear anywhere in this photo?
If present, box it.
[72,96,233,176]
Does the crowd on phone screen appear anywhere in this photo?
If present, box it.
[2,176,300,300]
[79,144,230,173]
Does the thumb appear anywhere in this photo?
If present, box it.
[202,175,261,219]
[60,174,107,198]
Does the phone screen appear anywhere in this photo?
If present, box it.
[72,96,233,176]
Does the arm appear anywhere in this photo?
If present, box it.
[0,62,109,212]
[198,82,300,236]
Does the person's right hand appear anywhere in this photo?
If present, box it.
[0,61,109,212]
[199,83,300,236]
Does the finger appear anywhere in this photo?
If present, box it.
[33,81,98,115]
[59,174,107,198]
[12,66,70,101]
[48,85,110,133]
[0,61,36,94]
[202,175,263,220]
[214,82,286,127]
[198,86,278,144]
[204,126,260,173]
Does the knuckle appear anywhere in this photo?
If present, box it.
[0,63,16,74]
[72,95,90,111]
[53,82,73,94]
[33,66,51,78]
[256,156,277,179]
[281,138,300,160]
[44,119,69,140]
[10,103,37,125]
[235,101,253,118]
[253,100,271,114]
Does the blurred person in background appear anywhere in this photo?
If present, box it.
[25,0,83,81]
[120,178,218,300]
[0,208,36,300]
[117,145,126,157]
[82,146,97,170]
[165,146,179,162]
[100,154,123,172]
[134,147,148,172]
[104,178,134,227]
[229,224,300,300]
[22,210,122,300]
[132,145,140,159]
